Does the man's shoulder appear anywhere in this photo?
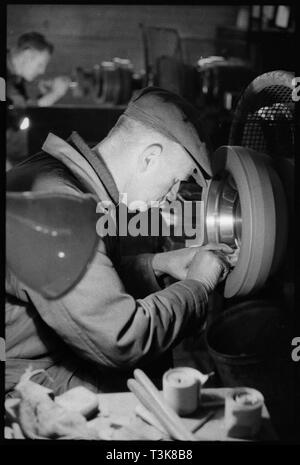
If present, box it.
[7,150,88,194]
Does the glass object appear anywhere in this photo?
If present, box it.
[6,191,99,299]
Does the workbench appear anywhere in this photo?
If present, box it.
[89,388,278,441]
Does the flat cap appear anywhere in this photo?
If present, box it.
[123,86,212,187]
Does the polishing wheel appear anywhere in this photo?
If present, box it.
[202,146,288,298]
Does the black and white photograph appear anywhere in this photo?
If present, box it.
[1,2,299,450]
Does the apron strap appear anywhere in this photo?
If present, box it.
[67,131,119,206]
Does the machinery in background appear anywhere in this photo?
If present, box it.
[140,24,255,112]
[69,58,144,105]
[37,57,144,106]
[139,24,256,152]
[195,56,255,111]
[33,25,255,111]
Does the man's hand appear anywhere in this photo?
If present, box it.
[37,76,70,107]
[50,76,70,99]
[152,243,233,281]
[187,244,233,293]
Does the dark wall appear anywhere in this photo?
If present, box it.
[7,5,239,76]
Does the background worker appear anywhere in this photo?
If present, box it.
[7,32,70,168]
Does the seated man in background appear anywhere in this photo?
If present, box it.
[6,87,233,397]
[7,32,70,169]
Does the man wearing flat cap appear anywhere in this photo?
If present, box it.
[6,87,232,396]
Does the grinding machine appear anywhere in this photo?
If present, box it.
[182,70,294,300]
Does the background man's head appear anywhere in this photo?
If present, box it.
[11,32,54,81]
[96,87,212,210]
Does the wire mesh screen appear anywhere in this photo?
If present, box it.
[229,72,295,158]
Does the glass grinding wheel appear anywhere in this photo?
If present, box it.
[202,146,288,298]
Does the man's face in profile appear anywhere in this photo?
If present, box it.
[125,143,196,211]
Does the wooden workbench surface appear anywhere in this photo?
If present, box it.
[90,388,278,441]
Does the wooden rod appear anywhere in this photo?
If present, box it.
[127,378,196,441]
[133,369,197,441]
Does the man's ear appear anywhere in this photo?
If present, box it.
[138,143,163,173]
